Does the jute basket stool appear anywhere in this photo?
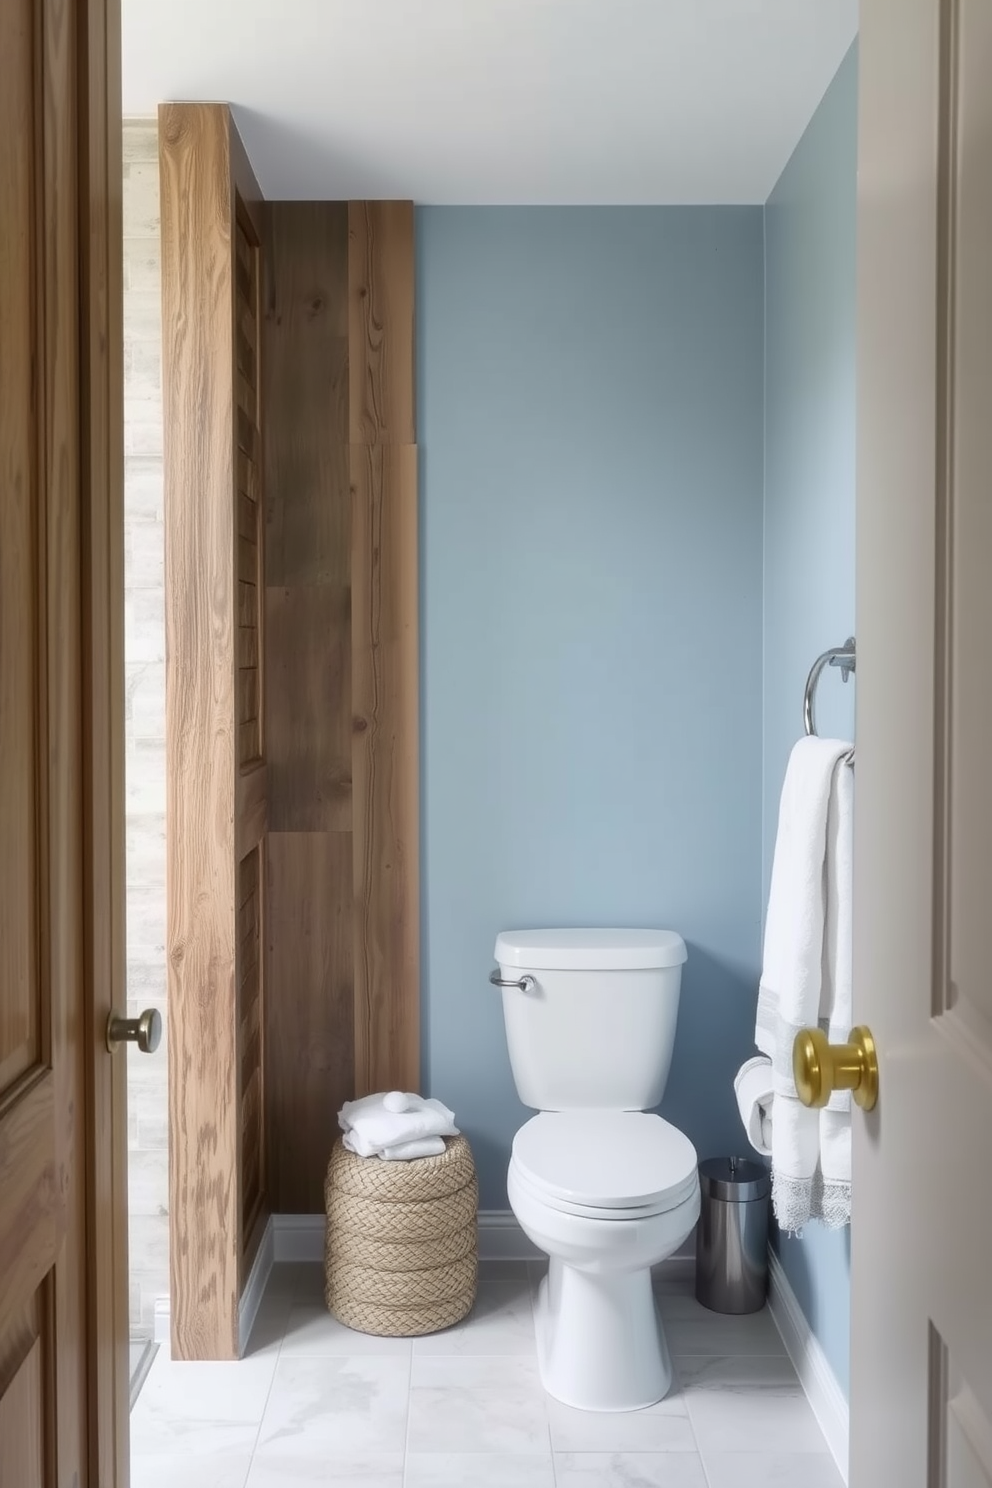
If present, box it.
[324,1133,478,1336]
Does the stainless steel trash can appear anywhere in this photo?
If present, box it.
[695,1156,770,1314]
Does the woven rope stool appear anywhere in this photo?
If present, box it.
[324,1133,478,1336]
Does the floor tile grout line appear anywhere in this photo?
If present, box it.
[240,1330,282,1483]
[401,1337,414,1488]
[242,1263,313,1483]
[528,1264,560,1488]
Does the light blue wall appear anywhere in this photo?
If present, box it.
[763,46,858,1395]
[418,208,766,1208]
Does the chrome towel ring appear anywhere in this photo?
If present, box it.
[803,636,856,765]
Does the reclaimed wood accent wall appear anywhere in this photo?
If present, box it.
[348,204,420,1100]
[160,102,268,1361]
[162,118,420,1347]
[263,201,419,1213]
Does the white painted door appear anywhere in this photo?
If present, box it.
[852,1,992,1484]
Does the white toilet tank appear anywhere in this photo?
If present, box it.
[493,928,688,1111]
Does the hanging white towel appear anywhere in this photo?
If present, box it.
[749,736,854,1231]
[339,1092,459,1160]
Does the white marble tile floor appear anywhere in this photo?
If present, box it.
[129,1261,844,1488]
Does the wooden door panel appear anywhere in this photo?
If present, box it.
[0,0,126,1478]
[0,0,42,1099]
[0,1082,59,1339]
[0,1332,45,1488]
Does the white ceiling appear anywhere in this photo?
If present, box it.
[122,0,857,204]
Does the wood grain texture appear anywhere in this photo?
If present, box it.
[348,199,419,1100]
[81,0,130,1456]
[235,214,263,769]
[0,0,104,1477]
[0,0,41,1099]
[44,0,88,1462]
[0,1336,44,1488]
[230,149,270,1297]
[237,760,268,858]
[160,102,240,1361]
[265,833,355,1212]
[348,202,415,444]
[238,847,263,1243]
[265,584,352,832]
[162,103,270,1346]
[263,203,349,587]
[350,443,420,1096]
[262,204,356,1212]
[259,199,419,1206]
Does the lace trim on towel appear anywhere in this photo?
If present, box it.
[772,1172,852,1234]
[773,1172,856,1232]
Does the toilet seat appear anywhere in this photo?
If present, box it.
[511,1111,698,1218]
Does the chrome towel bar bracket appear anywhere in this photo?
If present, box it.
[803,636,856,764]
[489,969,535,993]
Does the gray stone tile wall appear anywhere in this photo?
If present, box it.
[123,119,168,1341]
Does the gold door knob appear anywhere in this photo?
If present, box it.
[106,1008,162,1055]
[792,1025,879,1111]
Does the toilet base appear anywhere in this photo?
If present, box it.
[534,1259,673,1412]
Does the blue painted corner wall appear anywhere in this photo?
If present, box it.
[418,207,765,1210]
[763,44,859,1395]
[415,45,857,1399]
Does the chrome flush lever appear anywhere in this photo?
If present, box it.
[489,969,535,993]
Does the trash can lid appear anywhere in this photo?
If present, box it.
[698,1156,770,1202]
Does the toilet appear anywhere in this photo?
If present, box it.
[493,927,699,1413]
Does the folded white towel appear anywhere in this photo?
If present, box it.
[339,1092,459,1160]
[377,1137,446,1162]
[734,1056,774,1158]
[751,736,854,1231]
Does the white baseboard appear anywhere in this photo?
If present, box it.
[238,1216,274,1356]
[152,1296,170,1348]
[270,1210,696,1268]
[270,1210,541,1262]
[272,1213,324,1263]
[477,1210,542,1259]
[767,1248,849,1483]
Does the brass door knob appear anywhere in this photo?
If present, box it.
[793,1025,879,1111]
[106,1008,162,1055]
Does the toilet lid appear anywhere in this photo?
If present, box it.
[511,1112,698,1213]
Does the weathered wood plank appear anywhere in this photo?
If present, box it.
[161,101,269,1356]
[265,832,355,1212]
[348,201,415,445]
[350,442,420,1097]
[265,584,352,833]
[263,202,350,588]
[161,101,240,1361]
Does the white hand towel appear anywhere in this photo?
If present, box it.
[753,736,854,1231]
[734,1056,774,1158]
[338,1092,394,1128]
[339,1093,459,1159]
[377,1137,446,1162]
[818,750,854,1223]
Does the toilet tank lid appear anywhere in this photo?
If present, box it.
[493,928,687,971]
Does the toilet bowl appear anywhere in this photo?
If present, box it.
[507,1110,700,1411]
[492,927,697,1412]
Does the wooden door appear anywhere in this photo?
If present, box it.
[0,0,127,1484]
[853,1,992,1483]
